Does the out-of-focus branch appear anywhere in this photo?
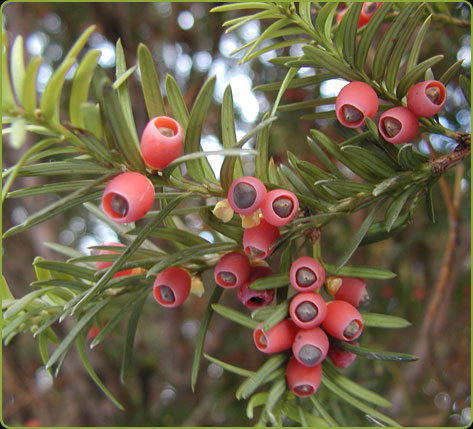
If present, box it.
[431,141,470,176]
[389,160,465,414]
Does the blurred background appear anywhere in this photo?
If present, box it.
[2,2,471,427]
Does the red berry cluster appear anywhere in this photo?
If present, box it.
[336,80,446,144]
[101,116,184,224]
[252,259,366,398]
[228,176,299,258]
[96,116,196,309]
[211,177,300,308]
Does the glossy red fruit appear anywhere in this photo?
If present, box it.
[336,8,347,24]
[407,80,446,117]
[242,218,280,259]
[261,189,299,227]
[253,319,298,354]
[322,300,364,341]
[289,256,325,292]
[94,242,134,277]
[237,265,274,308]
[140,116,183,170]
[102,172,155,223]
[153,267,191,308]
[328,340,359,369]
[289,292,327,329]
[286,357,322,397]
[378,106,419,144]
[292,327,329,367]
[214,252,251,289]
[358,2,382,27]
[335,81,379,128]
[328,276,369,308]
[228,176,267,215]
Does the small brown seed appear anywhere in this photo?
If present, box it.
[157,126,175,137]
[248,246,265,257]
[425,87,441,104]
[296,385,312,393]
[159,285,175,302]
[259,332,268,346]
[343,105,363,123]
[272,197,293,218]
[296,302,318,322]
[360,289,370,305]
[298,344,321,365]
[233,182,257,209]
[383,117,401,137]
[344,320,360,338]
[296,268,316,287]
[219,271,237,285]
[110,194,128,217]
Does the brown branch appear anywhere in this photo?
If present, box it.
[388,163,465,415]
[430,143,470,176]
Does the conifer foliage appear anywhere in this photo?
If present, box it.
[2,2,470,426]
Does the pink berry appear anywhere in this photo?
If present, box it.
[407,80,446,118]
[242,218,280,259]
[327,340,359,369]
[228,176,267,215]
[153,267,191,308]
[102,172,155,223]
[286,357,322,397]
[322,300,364,341]
[261,189,299,227]
[289,292,327,329]
[140,116,183,170]
[358,2,382,27]
[237,265,274,308]
[292,327,329,367]
[330,277,369,308]
[289,256,325,292]
[94,242,134,278]
[214,252,251,289]
[378,106,419,144]
[335,81,379,128]
[336,8,347,25]
[253,319,298,354]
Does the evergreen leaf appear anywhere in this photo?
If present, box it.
[10,35,25,101]
[69,49,101,128]
[335,340,419,362]
[385,4,425,93]
[406,14,432,73]
[396,55,444,98]
[165,74,190,129]
[372,3,418,82]
[333,202,383,272]
[137,43,166,118]
[120,291,147,382]
[343,2,363,66]
[355,2,393,71]
[361,313,411,329]
[76,333,124,409]
[21,56,42,115]
[183,75,217,182]
[191,285,223,391]
[211,304,259,329]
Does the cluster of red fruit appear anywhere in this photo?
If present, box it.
[101,116,183,224]
[336,80,446,144]
[216,249,368,397]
